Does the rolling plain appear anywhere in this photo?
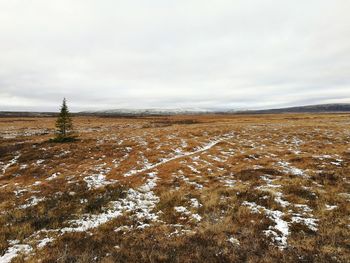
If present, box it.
[0,114,349,262]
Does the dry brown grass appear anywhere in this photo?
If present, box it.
[0,114,349,262]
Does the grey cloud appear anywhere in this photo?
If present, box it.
[0,0,349,111]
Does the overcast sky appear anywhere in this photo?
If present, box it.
[0,0,349,111]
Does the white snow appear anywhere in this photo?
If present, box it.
[291,215,318,231]
[256,175,281,190]
[61,209,123,233]
[242,201,289,249]
[242,198,319,249]
[1,153,20,175]
[174,206,191,215]
[62,172,160,233]
[178,174,204,189]
[274,192,290,208]
[55,150,71,158]
[191,213,202,222]
[0,241,32,263]
[20,164,28,170]
[124,133,235,177]
[227,237,240,246]
[114,225,132,233]
[330,161,342,166]
[112,152,130,168]
[223,179,236,187]
[295,204,313,213]
[189,198,202,208]
[264,209,289,248]
[325,204,337,210]
[14,189,27,197]
[277,161,305,177]
[36,159,45,165]
[83,164,114,190]
[46,172,60,181]
[84,174,114,190]
[188,165,200,174]
[211,156,227,163]
[174,206,202,222]
[37,237,54,248]
[19,196,45,209]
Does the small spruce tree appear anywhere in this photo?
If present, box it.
[55,98,73,140]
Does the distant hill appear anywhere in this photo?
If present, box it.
[1,103,350,117]
[234,103,350,114]
[0,111,58,117]
[80,108,212,116]
[82,104,350,116]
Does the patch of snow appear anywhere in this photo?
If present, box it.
[14,189,27,197]
[84,164,114,190]
[114,225,132,233]
[138,172,158,193]
[274,192,290,208]
[37,237,54,248]
[330,161,342,166]
[291,215,318,231]
[62,172,160,233]
[242,201,289,249]
[84,174,114,190]
[178,175,203,189]
[277,161,305,177]
[188,165,200,174]
[295,204,313,214]
[61,209,124,233]
[223,179,236,187]
[191,213,202,222]
[1,153,20,175]
[174,206,191,215]
[180,139,188,148]
[46,172,60,181]
[112,152,129,168]
[19,196,45,209]
[264,210,289,248]
[227,236,240,246]
[325,204,337,210]
[0,242,32,263]
[211,156,227,163]
[55,150,71,158]
[189,198,202,208]
[174,206,202,222]
[36,159,45,165]
[20,164,28,170]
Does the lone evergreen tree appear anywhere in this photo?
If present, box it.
[54,98,74,141]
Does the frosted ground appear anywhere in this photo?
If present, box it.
[0,115,349,262]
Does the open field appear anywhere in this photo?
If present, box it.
[0,114,349,262]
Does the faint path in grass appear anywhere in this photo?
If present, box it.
[124,132,235,177]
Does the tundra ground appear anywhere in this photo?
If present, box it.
[0,114,349,262]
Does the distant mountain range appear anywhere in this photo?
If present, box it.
[81,103,350,116]
[1,103,350,117]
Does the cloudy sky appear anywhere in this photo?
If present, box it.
[0,0,349,112]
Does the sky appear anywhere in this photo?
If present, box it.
[0,0,349,112]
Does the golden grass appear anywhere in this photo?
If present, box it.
[0,114,349,262]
